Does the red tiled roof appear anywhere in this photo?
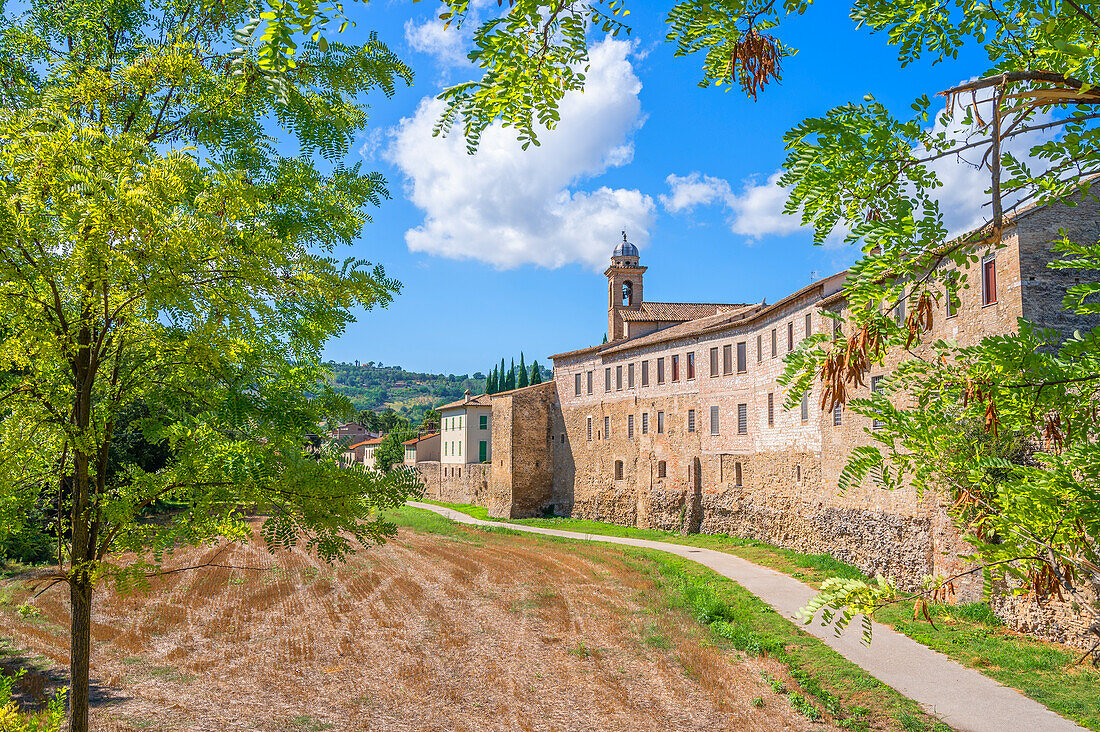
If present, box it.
[620,302,748,322]
[402,432,439,446]
[438,394,492,411]
[348,436,384,449]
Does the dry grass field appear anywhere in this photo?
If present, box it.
[0,510,846,732]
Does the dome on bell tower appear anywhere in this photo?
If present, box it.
[613,239,639,258]
[611,231,640,266]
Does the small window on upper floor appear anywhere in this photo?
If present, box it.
[480,415,488,430]
[710,347,719,377]
[771,328,778,358]
[736,342,747,373]
[801,391,809,422]
[671,354,680,382]
[686,352,695,380]
[574,373,582,397]
[722,345,733,375]
[805,312,812,340]
[787,322,794,352]
[756,334,763,363]
[641,360,650,387]
[587,370,594,394]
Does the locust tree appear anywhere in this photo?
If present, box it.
[430,0,1100,655]
[0,0,420,729]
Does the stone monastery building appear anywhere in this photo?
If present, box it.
[415,199,1098,632]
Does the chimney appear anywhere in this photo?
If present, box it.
[464,389,471,402]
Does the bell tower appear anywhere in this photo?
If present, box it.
[605,232,646,342]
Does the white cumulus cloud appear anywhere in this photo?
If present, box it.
[663,95,1058,246]
[386,38,655,270]
[403,16,471,69]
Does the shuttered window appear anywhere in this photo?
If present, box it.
[686,352,695,379]
[657,357,665,384]
[767,393,774,426]
[771,328,777,357]
[641,360,649,386]
[872,375,885,431]
[737,403,748,434]
[641,412,649,434]
[736,342,747,373]
[687,409,696,433]
[722,345,733,375]
[605,368,611,392]
[801,392,809,422]
[710,347,719,376]
[983,256,997,305]
[757,334,763,362]
[587,417,592,441]
[587,370,593,394]
[710,406,720,435]
[574,373,581,396]
[657,411,665,433]
[628,363,635,388]
[627,414,634,439]
[604,416,610,439]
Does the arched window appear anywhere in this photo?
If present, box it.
[622,280,633,306]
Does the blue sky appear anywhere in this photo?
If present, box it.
[319,1,991,376]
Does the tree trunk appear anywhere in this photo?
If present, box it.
[69,576,93,732]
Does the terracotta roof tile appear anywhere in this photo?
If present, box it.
[438,393,492,411]
[402,432,439,445]
[620,302,748,322]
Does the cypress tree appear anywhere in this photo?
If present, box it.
[506,358,516,390]
[486,366,496,394]
[518,352,529,388]
[530,361,542,385]
[499,358,507,392]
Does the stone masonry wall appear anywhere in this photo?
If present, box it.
[415,461,492,506]
[489,381,557,518]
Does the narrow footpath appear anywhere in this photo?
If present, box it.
[408,501,1085,732]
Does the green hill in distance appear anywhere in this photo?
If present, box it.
[324,360,552,424]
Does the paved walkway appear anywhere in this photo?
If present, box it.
[409,501,1085,732]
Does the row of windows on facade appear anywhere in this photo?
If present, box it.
[610,458,802,487]
[443,440,490,460]
[580,261,999,400]
[579,380,899,441]
[857,257,998,331]
[576,313,814,398]
[443,415,490,430]
[583,392,815,442]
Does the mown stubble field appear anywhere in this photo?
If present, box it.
[0,512,840,731]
